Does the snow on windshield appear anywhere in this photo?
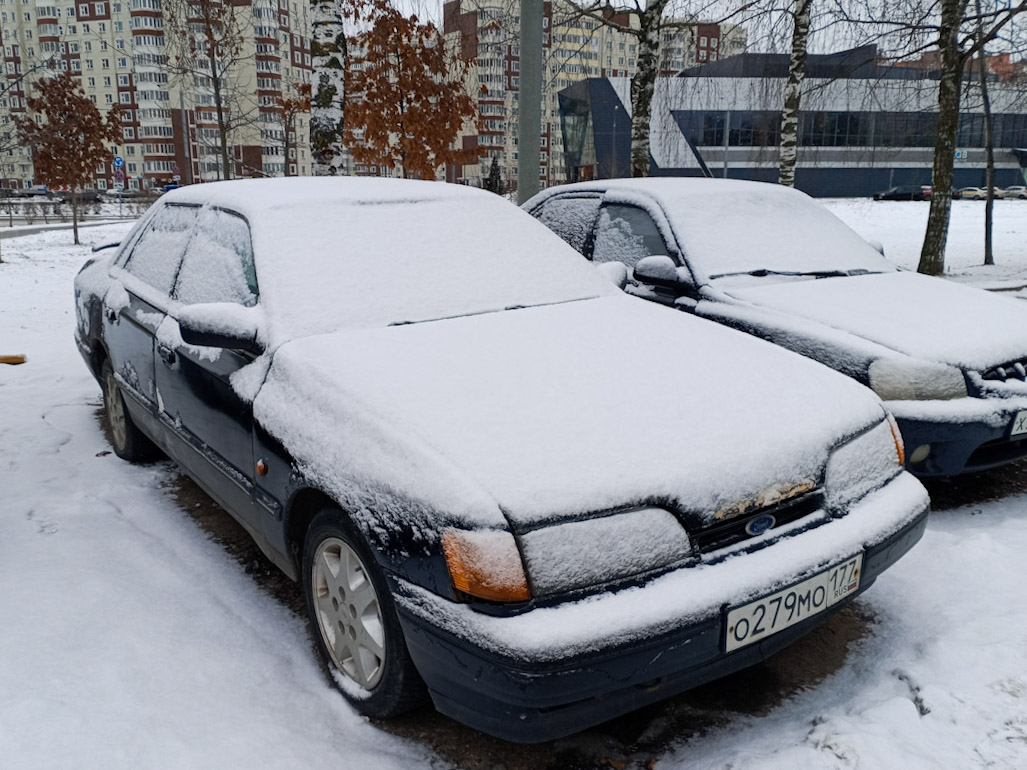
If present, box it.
[655,183,896,282]
[250,195,617,341]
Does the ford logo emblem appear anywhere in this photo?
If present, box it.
[745,514,777,537]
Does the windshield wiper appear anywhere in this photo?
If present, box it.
[710,268,879,280]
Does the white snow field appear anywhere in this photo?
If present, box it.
[1,201,1027,769]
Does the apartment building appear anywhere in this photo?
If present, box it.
[0,0,313,191]
[442,0,745,189]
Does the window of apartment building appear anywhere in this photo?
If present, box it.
[97,21,105,30]
[618,57,624,65]
[124,128,134,139]
[699,50,706,60]
[101,57,109,67]
[78,3,87,14]
[22,11,28,19]
[102,75,111,86]
[700,36,707,46]
[128,162,137,172]
[113,20,121,30]
[118,57,126,66]
[711,37,718,48]
[120,92,130,103]
[24,29,31,38]
[118,74,129,85]
[113,2,120,10]
[94,3,105,13]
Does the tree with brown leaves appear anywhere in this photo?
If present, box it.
[344,2,482,179]
[14,71,122,245]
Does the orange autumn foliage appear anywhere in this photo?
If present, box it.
[344,3,482,179]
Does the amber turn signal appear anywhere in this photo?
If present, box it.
[442,529,531,603]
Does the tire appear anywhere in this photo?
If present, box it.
[100,359,159,462]
[302,508,426,718]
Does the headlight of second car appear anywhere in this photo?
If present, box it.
[868,357,967,401]
[824,417,904,511]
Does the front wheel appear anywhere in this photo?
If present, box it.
[100,359,158,462]
[302,508,425,717]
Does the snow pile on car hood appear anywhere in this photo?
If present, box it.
[253,295,888,531]
[726,271,1027,371]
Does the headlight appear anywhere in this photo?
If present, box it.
[824,419,904,510]
[443,529,532,602]
[518,507,691,597]
[868,357,967,401]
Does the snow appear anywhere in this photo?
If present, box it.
[726,271,1027,371]
[164,178,619,344]
[255,295,890,531]
[4,207,1027,768]
[0,224,436,769]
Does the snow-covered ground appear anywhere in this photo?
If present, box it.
[1,205,1026,769]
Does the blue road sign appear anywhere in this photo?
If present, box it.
[113,156,124,169]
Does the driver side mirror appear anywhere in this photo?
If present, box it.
[178,303,264,355]
[633,255,689,290]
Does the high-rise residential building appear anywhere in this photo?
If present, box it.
[0,0,313,191]
[442,0,746,190]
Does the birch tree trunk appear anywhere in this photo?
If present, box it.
[918,0,971,276]
[976,0,995,266]
[629,0,668,177]
[778,0,813,187]
[311,0,348,175]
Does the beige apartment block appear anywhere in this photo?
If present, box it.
[442,0,745,190]
[0,0,313,191]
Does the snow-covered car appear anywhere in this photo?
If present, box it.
[73,177,929,743]
[524,178,1027,477]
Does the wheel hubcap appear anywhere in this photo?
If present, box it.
[312,537,386,690]
[104,371,128,451]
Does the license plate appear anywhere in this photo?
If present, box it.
[1012,410,1027,438]
[724,554,863,652]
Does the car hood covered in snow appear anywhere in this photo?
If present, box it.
[722,271,1027,371]
[253,295,888,533]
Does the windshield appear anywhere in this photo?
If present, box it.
[660,185,897,284]
[252,195,617,341]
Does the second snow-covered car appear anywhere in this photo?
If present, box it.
[525,178,1027,477]
[74,178,928,742]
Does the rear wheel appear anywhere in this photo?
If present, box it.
[302,508,425,717]
[100,359,158,462]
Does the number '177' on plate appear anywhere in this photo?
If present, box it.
[724,554,863,653]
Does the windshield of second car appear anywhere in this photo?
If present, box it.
[252,196,618,339]
[665,186,897,284]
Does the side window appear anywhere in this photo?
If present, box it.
[534,196,600,254]
[174,207,258,307]
[123,203,200,294]
[591,204,671,269]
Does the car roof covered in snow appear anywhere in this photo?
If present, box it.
[524,178,896,282]
[162,177,619,342]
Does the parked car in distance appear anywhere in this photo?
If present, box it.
[74,177,929,743]
[525,178,1027,477]
[104,187,142,200]
[1003,185,1027,199]
[920,185,933,198]
[872,184,928,201]
[956,186,1005,200]
[60,188,102,204]
[13,186,53,199]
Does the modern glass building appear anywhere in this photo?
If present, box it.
[559,46,1027,196]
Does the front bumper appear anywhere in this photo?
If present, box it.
[393,473,929,743]
[889,396,1027,476]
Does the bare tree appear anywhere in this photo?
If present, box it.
[974,0,996,265]
[164,0,255,180]
[276,82,312,176]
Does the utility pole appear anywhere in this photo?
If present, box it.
[517,0,542,204]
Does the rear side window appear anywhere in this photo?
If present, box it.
[123,204,200,294]
[174,207,258,307]
[591,204,670,268]
[534,196,600,254]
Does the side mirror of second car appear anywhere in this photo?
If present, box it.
[178,303,264,355]
[634,255,687,290]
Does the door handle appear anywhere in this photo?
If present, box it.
[157,344,176,366]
